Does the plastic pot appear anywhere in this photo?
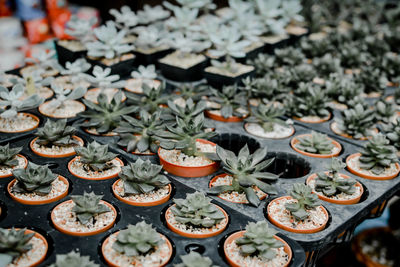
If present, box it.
[346,153,400,180]
[30,136,84,158]
[68,157,124,180]
[290,134,342,158]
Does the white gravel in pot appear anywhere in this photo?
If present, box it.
[39,100,85,118]
[307,177,362,201]
[19,86,53,101]
[296,114,330,123]
[125,79,161,94]
[11,177,68,201]
[84,127,118,136]
[245,123,294,139]
[84,88,126,103]
[347,154,399,178]
[89,53,134,66]
[114,180,170,203]
[20,65,59,77]
[0,155,26,176]
[0,74,19,87]
[0,113,39,133]
[159,51,206,69]
[208,107,249,118]
[57,40,86,52]
[8,235,47,267]
[70,158,122,179]
[205,63,254,77]
[53,76,90,90]
[32,137,83,156]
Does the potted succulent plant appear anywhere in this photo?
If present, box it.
[311,53,342,80]
[204,85,248,122]
[51,191,117,236]
[355,65,388,98]
[12,69,54,100]
[8,162,69,205]
[175,251,218,267]
[101,221,173,267]
[306,158,364,205]
[86,21,135,75]
[267,183,329,234]
[155,114,219,178]
[290,131,342,158]
[209,145,278,207]
[68,141,124,180]
[224,221,292,267]
[374,99,398,124]
[38,82,87,119]
[346,133,400,180]
[165,191,229,238]
[54,58,91,90]
[244,103,295,139]
[126,82,169,113]
[79,91,138,136]
[0,84,43,133]
[109,5,138,43]
[274,47,305,67]
[0,227,48,267]
[0,144,27,178]
[21,50,61,78]
[30,119,84,158]
[381,52,400,87]
[382,117,400,156]
[124,65,161,94]
[112,159,172,206]
[50,251,99,267]
[325,73,363,110]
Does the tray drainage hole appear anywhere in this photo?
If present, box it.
[185,244,205,254]
[210,133,261,154]
[266,152,311,178]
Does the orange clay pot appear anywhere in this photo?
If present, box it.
[51,199,117,236]
[0,113,40,133]
[346,153,400,180]
[244,123,295,139]
[101,231,173,267]
[84,88,127,104]
[158,139,219,178]
[0,154,28,179]
[306,173,363,205]
[8,176,69,205]
[30,136,84,158]
[209,173,267,204]
[68,157,124,180]
[290,134,342,158]
[38,100,86,119]
[205,110,247,123]
[330,122,379,141]
[293,113,331,124]
[12,229,48,267]
[224,230,292,267]
[267,196,329,234]
[165,204,229,238]
[112,180,172,206]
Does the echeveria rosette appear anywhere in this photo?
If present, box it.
[0,228,35,266]
[207,85,248,119]
[295,131,335,155]
[245,103,288,133]
[382,117,400,150]
[35,119,80,148]
[0,144,22,168]
[74,141,117,172]
[71,192,111,225]
[50,251,99,267]
[285,183,320,221]
[174,251,218,267]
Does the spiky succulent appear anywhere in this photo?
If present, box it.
[207,85,247,119]
[274,47,305,67]
[119,159,170,196]
[355,65,388,94]
[235,221,283,260]
[358,133,398,175]
[74,141,117,172]
[240,74,288,101]
[35,119,80,147]
[0,144,22,168]
[112,221,163,256]
[335,103,376,139]
[11,162,57,195]
[172,84,208,102]
[50,251,99,267]
[155,113,217,157]
[374,99,397,124]
[209,145,278,207]
[115,110,164,153]
[80,91,138,134]
[339,41,369,68]
[300,37,334,58]
[382,117,400,150]
[248,53,276,77]
[0,228,34,266]
[171,192,225,228]
[126,82,169,113]
[71,191,111,225]
[295,131,335,155]
[174,252,218,267]
[325,73,363,105]
[312,53,342,78]
[315,158,357,196]
[285,184,320,221]
[245,103,288,132]
[287,64,316,88]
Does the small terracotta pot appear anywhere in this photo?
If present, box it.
[38,100,86,119]
[209,173,267,204]
[346,153,400,180]
[101,231,173,267]
[30,136,84,158]
[158,139,219,178]
[124,78,161,94]
[330,122,379,141]
[267,196,329,234]
[0,113,40,133]
[224,230,292,267]
[0,154,28,179]
[68,157,124,180]
[290,134,342,158]
[293,113,331,124]
[51,199,117,236]
[14,229,48,267]
[112,180,172,206]
[205,110,247,122]
[165,204,229,238]
[8,176,69,205]
[244,122,295,139]
[306,173,363,205]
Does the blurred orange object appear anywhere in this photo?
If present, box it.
[24,17,53,44]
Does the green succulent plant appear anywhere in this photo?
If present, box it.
[315,158,357,196]
[285,183,320,221]
[171,192,225,228]
[312,53,342,78]
[300,37,334,58]
[241,74,289,102]
[355,65,388,94]
[295,131,335,155]
[34,119,80,147]
[112,221,163,257]
[339,41,369,68]
[80,91,138,134]
[325,73,363,105]
[358,133,398,175]
[288,64,316,87]
[119,159,170,196]
[74,141,117,172]
[248,53,275,77]
[174,251,218,267]
[161,98,209,126]
[71,191,111,225]
[209,145,278,207]
[0,144,22,168]
[0,228,34,266]
[11,162,57,195]
[173,84,208,102]
[382,117,400,150]
[235,221,283,260]
[245,103,288,132]
[274,47,306,67]
[50,251,99,267]
[126,82,169,113]
[374,99,397,124]
[207,85,248,119]
[115,110,164,153]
